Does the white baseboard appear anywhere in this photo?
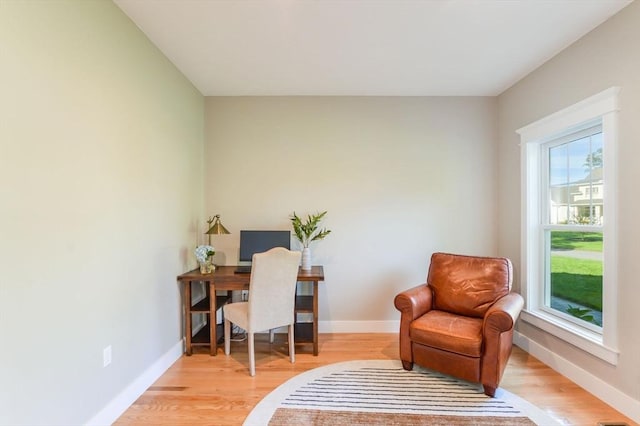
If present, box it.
[86,340,183,426]
[266,321,400,335]
[318,320,399,333]
[514,331,640,424]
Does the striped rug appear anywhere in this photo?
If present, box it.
[244,360,561,425]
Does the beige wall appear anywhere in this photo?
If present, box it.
[0,2,204,424]
[205,96,498,326]
[497,0,640,408]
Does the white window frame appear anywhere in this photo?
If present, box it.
[517,87,620,365]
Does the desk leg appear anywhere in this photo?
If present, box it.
[313,281,319,356]
[184,280,192,356]
[209,281,217,356]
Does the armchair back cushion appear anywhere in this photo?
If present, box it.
[427,252,512,318]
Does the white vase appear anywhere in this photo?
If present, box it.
[301,247,312,270]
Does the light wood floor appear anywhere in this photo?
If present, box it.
[115,333,636,426]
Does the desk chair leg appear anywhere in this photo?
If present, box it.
[224,319,230,355]
[269,329,274,343]
[288,323,295,364]
[248,332,255,376]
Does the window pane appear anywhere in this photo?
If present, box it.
[549,144,569,224]
[548,231,603,326]
[548,132,603,225]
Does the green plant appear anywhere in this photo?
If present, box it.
[290,211,331,248]
[566,305,595,323]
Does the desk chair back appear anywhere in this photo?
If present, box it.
[248,247,302,331]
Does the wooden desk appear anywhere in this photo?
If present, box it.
[177,265,325,356]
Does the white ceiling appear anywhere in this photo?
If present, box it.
[114,0,631,96]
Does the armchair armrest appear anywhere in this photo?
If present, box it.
[483,292,524,334]
[394,283,433,320]
[480,292,524,394]
[394,284,433,366]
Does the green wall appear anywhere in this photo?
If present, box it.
[0,1,204,424]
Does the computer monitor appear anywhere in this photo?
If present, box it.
[238,230,291,263]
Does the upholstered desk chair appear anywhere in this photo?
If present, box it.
[223,247,301,376]
[394,252,524,396]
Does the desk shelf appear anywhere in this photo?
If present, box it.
[191,326,210,345]
[294,322,313,343]
[295,295,313,313]
[192,323,224,346]
[191,296,230,313]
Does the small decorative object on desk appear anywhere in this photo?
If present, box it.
[195,245,215,274]
[290,211,331,270]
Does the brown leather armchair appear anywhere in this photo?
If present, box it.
[394,252,524,397]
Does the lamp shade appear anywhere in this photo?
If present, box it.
[206,215,230,235]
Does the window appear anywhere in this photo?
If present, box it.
[517,87,619,364]
[545,126,603,331]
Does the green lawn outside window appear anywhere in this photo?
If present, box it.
[550,231,603,325]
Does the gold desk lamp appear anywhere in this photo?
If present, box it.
[205,214,230,244]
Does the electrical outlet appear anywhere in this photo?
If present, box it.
[103,345,112,367]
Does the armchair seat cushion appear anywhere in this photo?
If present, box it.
[410,310,483,357]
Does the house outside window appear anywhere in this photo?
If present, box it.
[517,87,619,364]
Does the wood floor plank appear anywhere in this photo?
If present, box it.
[114,333,636,426]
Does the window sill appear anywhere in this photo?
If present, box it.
[520,309,618,365]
